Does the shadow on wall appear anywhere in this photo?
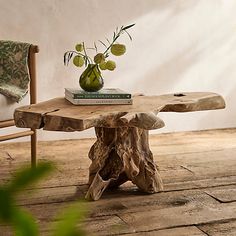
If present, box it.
[140,30,236,94]
[47,0,201,94]
[198,87,236,130]
[138,44,202,94]
[105,0,201,90]
[127,1,236,94]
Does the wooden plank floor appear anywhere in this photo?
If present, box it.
[0,128,236,235]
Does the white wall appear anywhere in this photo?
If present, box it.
[1,0,235,141]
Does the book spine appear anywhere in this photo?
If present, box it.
[65,96,132,105]
[66,92,131,99]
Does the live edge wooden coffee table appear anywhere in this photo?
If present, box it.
[14,92,225,200]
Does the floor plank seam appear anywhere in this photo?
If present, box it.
[180,165,195,174]
[198,218,236,225]
[196,218,236,233]
[204,191,236,204]
[18,199,75,207]
[195,225,210,236]
[110,223,205,236]
[162,181,236,193]
[15,183,88,192]
[115,214,135,235]
[15,182,236,208]
[152,147,236,156]
[112,218,236,236]
[203,191,224,203]
[2,176,236,192]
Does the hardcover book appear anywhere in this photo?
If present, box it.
[65,95,132,105]
[65,88,132,99]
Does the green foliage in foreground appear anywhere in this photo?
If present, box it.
[0,163,87,236]
[52,202,87,236]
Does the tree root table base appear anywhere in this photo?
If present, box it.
[86,127,163,200]
[14,92,225,200]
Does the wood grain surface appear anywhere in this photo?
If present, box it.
[14,92,225,131]
[0,128,236,235]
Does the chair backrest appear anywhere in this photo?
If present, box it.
[28,45,39,105]
[0,44,39,139]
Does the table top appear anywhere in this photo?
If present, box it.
[14,92,225,131]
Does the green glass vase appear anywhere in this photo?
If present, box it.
[79,64,104,92]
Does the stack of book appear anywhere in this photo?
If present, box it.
[65,88,132,105]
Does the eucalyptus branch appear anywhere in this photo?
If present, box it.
[99,40,107,49]
[103,29,121,54]
[64,24,135,71]
[94,42,98,53]
[82,42,92,65]
[64,51,92,66]
[64,50,84,57]
[103,24,134,55]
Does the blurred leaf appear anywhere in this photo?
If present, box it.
[0,187,14,222]
[13,208,39,236]
[7,162,54,193]
[51,201,87,236]
[122,23,135,31]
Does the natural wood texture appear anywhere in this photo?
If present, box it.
[86,127,163,200]
[29,45,38,105]
[199,220,236,236]
[29,45,38,167]
[0,129,236,235]
[0,119,15,128]
[0,130,34,141]
[205,185,236,203]
[14,92,225,131]
[126,226,207,236]
[13,92,225,200]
